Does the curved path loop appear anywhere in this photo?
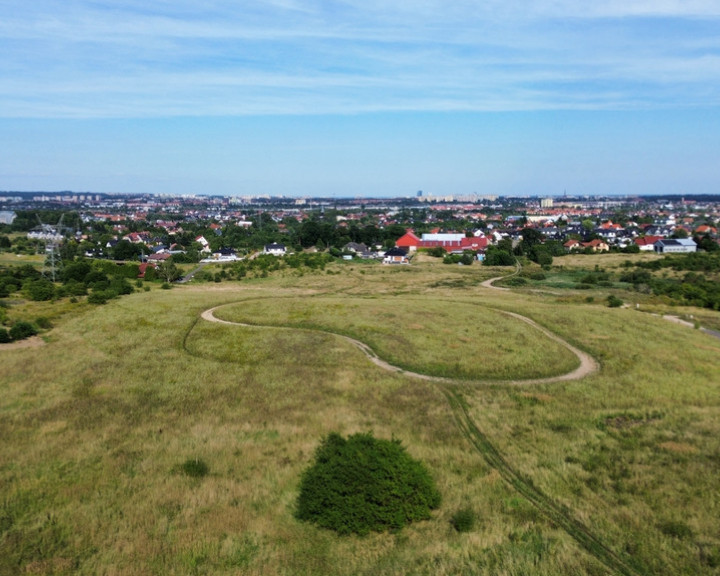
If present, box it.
[201,306,598,385]
[200,305,644,576]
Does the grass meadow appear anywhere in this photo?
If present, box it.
[1,257,719,575]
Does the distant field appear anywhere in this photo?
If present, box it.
[0,252,43,266]
[1,257,719,575]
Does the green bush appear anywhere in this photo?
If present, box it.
[9,321,37,341]
[181,458,209,478]
[296,432,441,535]
[607,295,624,308]
[442,253,474,266]
[26,278,55,301]
[425,246,446,258]
[450,507,476,533]
[0,328,10,343]
[87,291,109,305]
[502,276,527,287]
[483,247,515,266]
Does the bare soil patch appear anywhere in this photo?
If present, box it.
[0,336,44,351]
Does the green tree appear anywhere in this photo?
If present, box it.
[483,246,515,266]
[26,278,55,301]
[157,260,181,283]
[113,240,143,261]
[581,219,596,234]
[518,227,545,254]
[695,234,719,252]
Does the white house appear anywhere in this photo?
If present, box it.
[263,243,286,256]
[195,235,212,254]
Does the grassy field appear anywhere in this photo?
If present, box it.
[1,257,719,575]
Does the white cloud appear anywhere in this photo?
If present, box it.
[1,0,719,118]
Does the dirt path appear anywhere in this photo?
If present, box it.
[201,306,598,385]
[480,260,520,290]
[0,336,45,351]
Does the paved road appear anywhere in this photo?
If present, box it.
[177,262,208,284]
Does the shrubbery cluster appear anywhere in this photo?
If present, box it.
[0,260,136,304]
[443,252,474,265]
[623,252,720,309]
[0,321,38,344]
[483,245,515,266]
[196,252,334,283]
[295,432,441,535]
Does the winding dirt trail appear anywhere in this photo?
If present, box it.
[200,306,598,385]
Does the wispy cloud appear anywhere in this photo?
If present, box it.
[1,1,718,118]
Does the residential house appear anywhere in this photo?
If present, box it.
[563,239,581,251]
[263,243,286,256]
[695,225,717,236]
[147,252,172,264]
[195,235,212,254]
[343,242,375,259]
[122,232,151,244]
[383,247,409,264]
[137,262,156,278]
[634,235,663,252]
[581,239,610,252]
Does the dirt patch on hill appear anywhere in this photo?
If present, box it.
[658,441,697,454]
[0,336,45,351]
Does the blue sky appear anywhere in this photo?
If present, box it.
[1,1,719,197]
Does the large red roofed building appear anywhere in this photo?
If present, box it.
[395,230,421,250]
[395,229,488,253]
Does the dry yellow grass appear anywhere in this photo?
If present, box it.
[1,258,719,575]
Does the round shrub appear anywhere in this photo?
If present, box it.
[607,295,624,308]
[0,328,10,343]
[181,458,209,478]
[295,432,441,535]
[87,291,108,305]
[9,321,37,341]
[450,507,476,533]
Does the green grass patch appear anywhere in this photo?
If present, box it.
[213,296,580,380]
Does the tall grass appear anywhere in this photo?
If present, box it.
[1,260,719,575]
[212,296,579,380]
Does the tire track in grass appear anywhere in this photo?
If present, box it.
[199,304,645,576]
[441,385,646,576]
